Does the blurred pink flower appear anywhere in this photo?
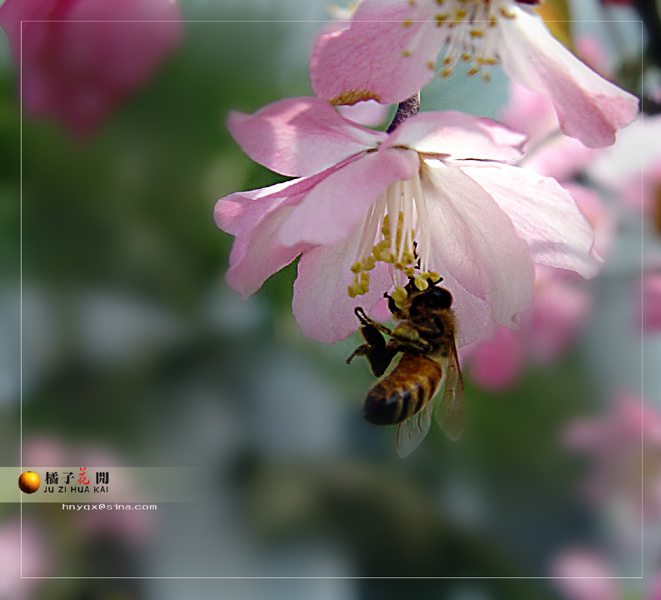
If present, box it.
[553,548,661,600]
[587,116,661,228]
[215,97,600,344]
[528,266,592,362]
[564,392,661,520]
[641,273,661,332]
[465,265,591,390]
[310,0,638,148]
[465,325,524,391]
[0,518,51,599]
[0,0,181,137]
[551,548,618,600]
[23,436,152,545]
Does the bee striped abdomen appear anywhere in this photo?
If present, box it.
[362,354,443,425]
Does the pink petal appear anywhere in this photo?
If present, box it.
[498,6,638,149]
[215,170,333,236]
[461,164,601,278]
[215,177,323,298]
[292,228,393,343]
[279,147,420,246]
[227,97,385,177]
[337,99,391,128]
[385,111,526,163]
[226,206,311,299]
[422,161,535,329]
[310,0,441,106]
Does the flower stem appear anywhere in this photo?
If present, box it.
[386,92,420,134]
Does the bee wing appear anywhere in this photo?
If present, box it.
[435,340,465,441]
[396,370,447,458]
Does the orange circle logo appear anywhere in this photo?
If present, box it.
[18,471,40,494]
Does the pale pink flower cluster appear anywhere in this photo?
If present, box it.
[214,2,638,347]
[0,0,181,137]
[552,548,661,600]
[24,436,152,545]
[0,518,51,600]
[564,392,661,520]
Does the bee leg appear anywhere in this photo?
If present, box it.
[347,309,398,376]
[354,307,394,337]
[387,324,433,354]
[347,339,397,377]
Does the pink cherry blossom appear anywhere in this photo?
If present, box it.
[214,96,600,345]
[564,391,661,520]
[310,0,638,148]
[0,0,181,137]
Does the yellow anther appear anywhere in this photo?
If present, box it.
[467,67,479,76]
[428,271,441,281]
[401,50,412,57]
[359,282,370,294]
[402,18,413,27]
[443,56,452,65]
[470,29,484,38]
[351,261,363,274]
[441,68,453,78]
[402,251,416,265]
[376,239,390,250]
[485,57,498,65]
[381,249,396,264]
[426,60,435,71]
[394,261,406,271]
[482,72,491,82]
[404,267,415,277]
[414,275,429,291]
[461,53,470,61]
[360,272,370,283]
[455,9,467,19]
[363,256,375,271]
[391,286,408,307]
[435,14,447,26]
[435,0,444,5]
[348,286,357,298]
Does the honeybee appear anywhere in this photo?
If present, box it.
[347,274,465,457]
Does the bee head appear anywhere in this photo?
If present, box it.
[409,284,453,316]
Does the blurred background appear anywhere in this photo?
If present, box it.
[1,0,660,598]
